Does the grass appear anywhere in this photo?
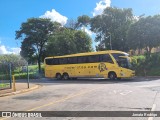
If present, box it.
[14,72,40,79]
[11,64,44,79]
[0,64,44,80]
[13,64,44,79]
[0,83,10,88]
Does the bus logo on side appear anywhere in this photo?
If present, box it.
[98,63,108,72]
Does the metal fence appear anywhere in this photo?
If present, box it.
[0,59,41,91]
[14,62,30,88]
[0,63,11,90]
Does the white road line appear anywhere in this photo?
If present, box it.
[151,104,157,111]
[148,104,156,120]
[137,85,160,88]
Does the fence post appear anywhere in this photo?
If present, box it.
[27,62,30,88]
[9,63,12,89]
[12,75,16,92]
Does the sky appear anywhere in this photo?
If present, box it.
[0,0,160,54]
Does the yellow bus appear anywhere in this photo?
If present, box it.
[44,50,135,80]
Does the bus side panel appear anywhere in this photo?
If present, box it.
[62,64,75,77]
[87,63,102,77]
[45,65,55,78]
[45,65,63,78]
[98,62,120,78]
[74,64,87,77]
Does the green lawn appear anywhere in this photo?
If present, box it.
[0,64,44,80]
[0,83,10,88]
[13,64,45,79]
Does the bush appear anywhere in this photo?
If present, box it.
[131,55,145,72]
[14,72,40,79]
[134,52,160,76]
[0,74,10,80]
[13,64,44,79]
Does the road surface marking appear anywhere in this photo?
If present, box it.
[0,86,103,119]
[120,90,132,95]
[151,104,156,111]
[109,90,132,95]
[137,85,160,88]
[27,85,104,111]
[148,104,156,120]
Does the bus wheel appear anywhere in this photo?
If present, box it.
[56,73,62,80]
[63,73,69,80]
[108,72,117,80]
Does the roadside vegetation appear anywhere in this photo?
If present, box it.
[0,54,44,80]
[13,64,44,80]
[0,83,9,88]
[131,52,160,76]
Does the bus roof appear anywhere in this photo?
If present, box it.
[45,50,128,59]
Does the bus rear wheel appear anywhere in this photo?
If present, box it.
[108,72,117,80]
[63,73,69,80]
[56,73,62,80]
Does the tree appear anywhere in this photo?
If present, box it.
[74,30,93,52]
[90,7,135,51]
[20,38,36,64]
[65,19,77,30]
[46,28,77,56]
[127,15,160,58]
[76,15,91,29]
[46,28,93,56]
[0,54,27,72]
[16,18,61,73]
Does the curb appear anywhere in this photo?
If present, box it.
[146,76,160,78]
[136,76,160,78]
[0,84,41,97]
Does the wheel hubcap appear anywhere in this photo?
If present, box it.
[64,75,68,79]
[57,75,61,79]
[110,74,114,78]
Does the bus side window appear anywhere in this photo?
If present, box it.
[53,58,59,65]
[100,54,113,64]
[45,58,53,65]
[88,55,99,63]
[77,56,88,63]
[59,58,68,64]
[68,57,77,64]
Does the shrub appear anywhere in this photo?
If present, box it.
[14,72,40,79]
[134,52,160,76]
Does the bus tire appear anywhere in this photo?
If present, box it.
[108,72,117,80]
[56,73,62,80]
[63,73,69,80]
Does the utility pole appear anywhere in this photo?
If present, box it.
[27,62,29,88]
[106,32,112,50]
[109,33,112,50]
[9,63,12,89]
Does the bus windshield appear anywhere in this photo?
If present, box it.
[111,53,132,69]
[117,57,132,69]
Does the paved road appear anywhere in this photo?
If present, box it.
[0,77,160,120]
